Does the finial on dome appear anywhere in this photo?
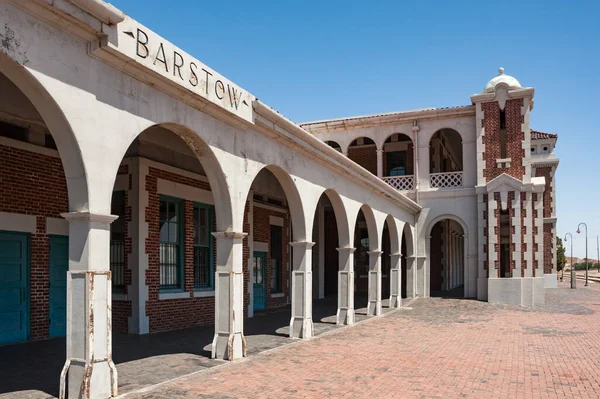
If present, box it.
[498,67,505,75]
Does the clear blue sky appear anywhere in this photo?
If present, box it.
[110,0,599,258]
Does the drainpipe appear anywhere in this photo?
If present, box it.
[66,0,125,25]
[412,120,421,292]
[412,120,420,205]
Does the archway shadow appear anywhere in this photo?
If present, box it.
[430,285,465,298]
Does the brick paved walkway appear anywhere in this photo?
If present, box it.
[123,279,600,399]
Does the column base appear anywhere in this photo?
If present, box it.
[477,277,488,301]
[366,301,382,316]
[336,307,355,325]
[60,358,117,399]
[544,273,558,288]
[211,331,246,360]
[289,316,314,338]
[389,294,402,308]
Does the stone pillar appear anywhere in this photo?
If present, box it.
[406,256,416,298]
[59,212,118,399]
[289,241,315,338]
[389,252,402,308]
[336,247,355,325]
[376,149,384,178]
[366,250,382,316]
[212,231,247,360]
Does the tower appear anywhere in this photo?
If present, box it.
[471,68,547,306]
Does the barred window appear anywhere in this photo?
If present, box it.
[159,197,182,290]
[110,191,126,293]
[193,204,213,289]
[270,225,283,293]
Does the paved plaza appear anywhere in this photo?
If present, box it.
[123,279,600,399]
[2,280,600,398]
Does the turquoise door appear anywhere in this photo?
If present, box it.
[252,252,267,311]
[49,236,68,337]
[0,231,29,345]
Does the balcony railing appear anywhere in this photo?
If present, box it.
[382,175,414,191]
[430,171,463,188]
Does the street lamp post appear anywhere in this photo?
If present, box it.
[577,223,588,287]
[565,233,575,289]
[597,235,599,273]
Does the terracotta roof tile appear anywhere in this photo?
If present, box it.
[531,130,558,140]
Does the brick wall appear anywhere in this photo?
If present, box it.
[543,223,553,274]
[535,167,553,218]
[0,144,68,340]
[482,99,525,182]
[145,167,216,333]
[348,146,377,175]
[113,165,132,333]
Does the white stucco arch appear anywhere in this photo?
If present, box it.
[383,215,401,255]
[315,189,351,248]
[379,132,414,153]
[423,127,466,147]
[425,213,468,238]
[0,51,89,212]
[117,122,234,231]
[356,204,380,251]
[244,165,307,242]
[345,135,378,154]
[401,222,415,257]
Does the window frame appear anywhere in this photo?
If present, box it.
[159,195,185,292]
[193,202,214,290]
[110,190,126,293]
[270,224,283,294]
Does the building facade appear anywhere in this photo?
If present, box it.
[0,1,557,398]
[302,68,559,305]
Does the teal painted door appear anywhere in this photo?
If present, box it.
[0,231,28,345]
[252,252,267,311]
[49,236,68,337]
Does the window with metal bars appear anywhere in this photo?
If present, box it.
[159,196,183,290]
[270,225,282,293]
[110,191,126,292]
[193,203,214,289]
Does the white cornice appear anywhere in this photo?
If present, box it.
[301,106,476,134]
[470,87,535,105]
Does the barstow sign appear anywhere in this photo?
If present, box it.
[96,17,254,123]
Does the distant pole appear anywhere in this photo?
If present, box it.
[565,233,575,289]
[597,235,599,273]
[577,223,588,287]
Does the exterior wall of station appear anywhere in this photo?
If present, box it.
[0,0,421,358]
[303,95,559,303]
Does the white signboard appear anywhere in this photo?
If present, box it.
[113,17,254,123]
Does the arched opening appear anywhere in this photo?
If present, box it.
[109,124,229,339]
[429,129,464,188]
[0,67,76,396]
[401,223,414,299]
[429,218,465,298]
[382,133,415,191]
[347,137,377,175]
[325,140,342,153]
[310,190,349,323]
[352,206,378,315]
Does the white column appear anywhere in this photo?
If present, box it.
[336,247,355,325]
[59,212,118,399]
[366,250,382,316]
[212,231,247,360]
[289,241,315,338]
[376,149,384,178]
[389,252,402,308]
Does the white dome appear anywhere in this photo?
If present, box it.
[484,67,522,92]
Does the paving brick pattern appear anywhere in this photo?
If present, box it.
[125,280,600,399]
